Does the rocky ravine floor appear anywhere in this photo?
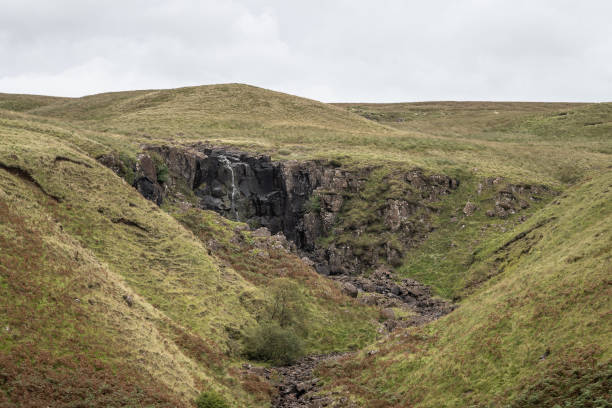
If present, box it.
[243,266,456,408]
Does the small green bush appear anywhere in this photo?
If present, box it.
[148,151,169,184]
[195,390,230,408]
[329,157,343,167]
[117,152,136,185]
[156,163,169,183]
[263,278,308,333]
[243,322,304,365]
[557,164,581,185]
[304,195,321,214]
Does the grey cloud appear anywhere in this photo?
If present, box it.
[0,0,610,101]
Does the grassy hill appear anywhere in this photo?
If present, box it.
[0,84,610,407]
[0,92,70,112]
[2,85,608,187]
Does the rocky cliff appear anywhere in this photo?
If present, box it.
[100,144,460,275]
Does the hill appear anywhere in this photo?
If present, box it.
[0,84,610,407]
[3,86,609,187]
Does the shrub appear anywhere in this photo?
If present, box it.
[304,195,321,214]
[148,151,169,184]
[156,163,169,183]
[265,278,307,332]
[117,152,136,185]
[243,278,308,365]
[557,163,581,184]
[243,322,304,365]
[329,157,343,167]
[195,390,230,408]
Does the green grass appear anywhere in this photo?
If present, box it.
[0,92,69,112]
[2,85,609,186]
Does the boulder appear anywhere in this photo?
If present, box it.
[122,294,134,307]
[251,227,271,238]
[342,282,359,298]
[381,307,395,320]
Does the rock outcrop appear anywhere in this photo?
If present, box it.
[477,177,551,219]
[100,144,459,275]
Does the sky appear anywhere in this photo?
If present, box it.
[1,0,611,102]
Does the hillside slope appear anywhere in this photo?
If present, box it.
[320,170,612,407]
[0,113,378,407]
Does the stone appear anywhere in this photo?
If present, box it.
[301,256,315,267]
[123,294,134,307]
[495,205,508,218]
[360,295,379,306]
[136,154,157,183]
[497,198,514,210]
[251,227,271,238]
[342,282,359,298]
[134,177,164,206]
[381,307,395,320]
[463,201,477,216]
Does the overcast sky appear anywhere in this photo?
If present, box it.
[1,0,611,102]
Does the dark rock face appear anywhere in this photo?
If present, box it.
[102,144,460,275]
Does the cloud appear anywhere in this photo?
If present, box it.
[0,0,610,101]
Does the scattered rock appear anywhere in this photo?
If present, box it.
[331,267,455,326]
[264,353,348,408]
[478,177,554,219]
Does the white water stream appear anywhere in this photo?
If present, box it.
[219,156,239,220]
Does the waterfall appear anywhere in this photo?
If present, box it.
[219,156,239,220]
